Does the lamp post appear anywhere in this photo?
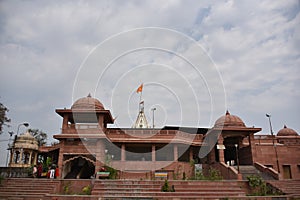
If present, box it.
[234,144,240,173]
[266,114,280,173]
[16,122,29,136]
[5,131,14,167]
[151,108,156,129]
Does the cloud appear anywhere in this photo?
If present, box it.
[0,0,299,166]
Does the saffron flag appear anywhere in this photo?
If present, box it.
[136,84,143,93]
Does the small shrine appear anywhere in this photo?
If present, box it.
[9,132,39,167]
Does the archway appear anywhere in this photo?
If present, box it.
[63,156,95,179]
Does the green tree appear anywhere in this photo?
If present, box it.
[28,129,47,146]
[0,102,11,134]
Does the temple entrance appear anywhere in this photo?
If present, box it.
[64,156,95,179]
[224,145,237,166]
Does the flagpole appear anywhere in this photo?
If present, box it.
[139,90,143,112]
[137,84,143,112]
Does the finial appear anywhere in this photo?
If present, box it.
[87,93,91,97]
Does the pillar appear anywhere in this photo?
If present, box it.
[121,144,126,161]
[218,135,225,163]
[33,152,37,165]
[189,147,193,162]
[20,149,24,165]
[57,141,64,178]
[95,139,105,173]
[208,149,215,164]
[29,151,32,165]
[173,144,178,161]
[152,144,156,161]
[62,114,69,131]
[98,116,104,129]
[249,134,256,164]
[9,149,14,166]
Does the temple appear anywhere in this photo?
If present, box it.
[8,94,300,180]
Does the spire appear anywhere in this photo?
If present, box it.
[132,101,149,128]
[132,83,149,128]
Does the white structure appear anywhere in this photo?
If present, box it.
[132,102,149,128]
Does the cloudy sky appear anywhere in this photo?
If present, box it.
[0,0,299,166]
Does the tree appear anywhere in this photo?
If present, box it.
[28,129,47,146]
[0,102,11,134]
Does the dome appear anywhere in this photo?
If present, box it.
[14,132,39,150]
[71,94,104,110]
[18,131,35,140]
[277,125,298,136]
[214,110,246,128]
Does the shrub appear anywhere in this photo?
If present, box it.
[82,185,91,195]
[161,180,169,192]
[208,168,223,180]
[105,166,117,179]
[190,168,223,180]
[247,175,267,196]
[182,172,186,180]
[161,180,175,192]
[193,171,206,180]
[63,182,72,194]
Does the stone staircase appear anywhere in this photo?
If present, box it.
[236,165,275,180]
[267,179,300,198]
[0,178,59,200]
[92,180,246,199]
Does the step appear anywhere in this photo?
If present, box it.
[267,180,300,195]
[94,187,242,192]
[0,195,45,200]
[167,188,244,192]
[95,180,163,184]
[170,181,242,185]
[93,184,160,188]
[0,192,45,197]
[5,181,58,184]
[93,188,160,192]
[0,188,52,193]
[0,198,24,200]
[96,191,245,196]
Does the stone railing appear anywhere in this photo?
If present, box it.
[106,129,204,144]
[0,167,31,178]
[214,162,242,180]
[254,162,280,180]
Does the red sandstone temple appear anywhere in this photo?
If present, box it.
[21,94,300,180]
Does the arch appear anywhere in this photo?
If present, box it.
[63,155,96,166]
[31,153,36,165]
[23,151,30,164]
[63,155,96,179]
[13,151,20,164]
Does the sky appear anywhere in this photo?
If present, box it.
[0,0,299,166]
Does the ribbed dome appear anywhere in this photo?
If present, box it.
[214,110,246,128]
[18,131,35,140]
[71,94,104,110]
[277,125,298,136]
[15,132,38,150]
